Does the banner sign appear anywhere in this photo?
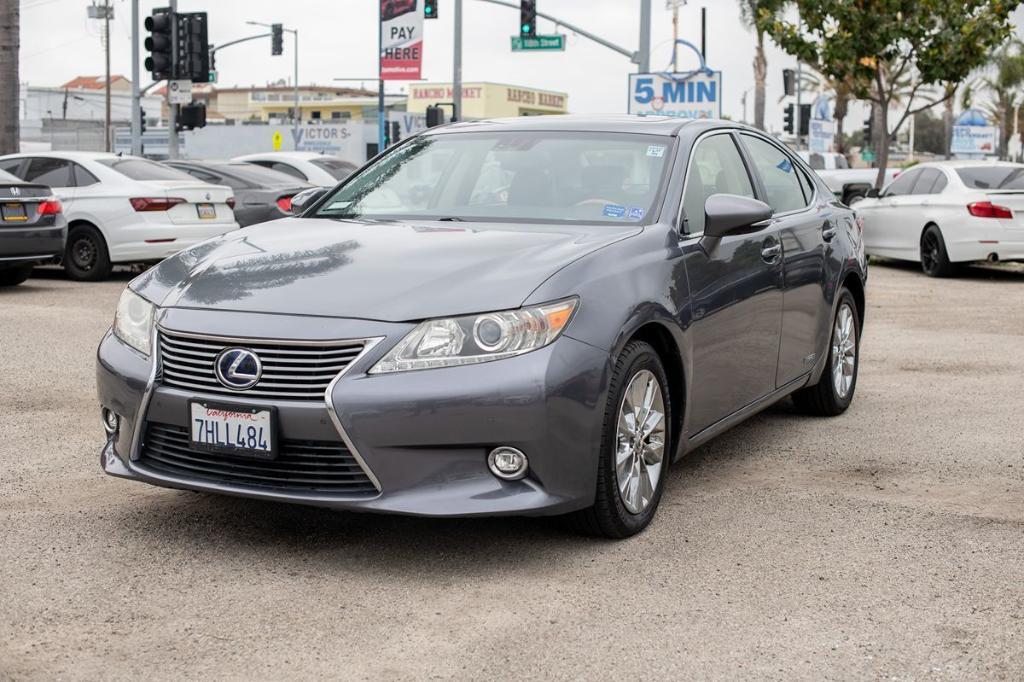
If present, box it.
[628,71,722,119]
[951,125,997,156]
[809,119,835,154]
[381,0,423,80]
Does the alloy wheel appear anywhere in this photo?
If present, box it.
[921,232,941,274]
[615,369,666,515]
[71,235,97,272]
[831,303,857,399]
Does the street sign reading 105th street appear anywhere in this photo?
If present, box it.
[511,34,565,51]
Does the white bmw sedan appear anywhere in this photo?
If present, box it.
[856,161,1024,276]
[0,152,238,281]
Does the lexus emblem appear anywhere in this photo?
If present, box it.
[214,348,262,390]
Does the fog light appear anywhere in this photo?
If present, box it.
[487,447,528,481]
[102,408,120,435]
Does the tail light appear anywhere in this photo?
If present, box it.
[37,198,62,215]
[967,201,1013,219]
[276,195,294,213]
[130,197,185,212]
[227,197,236,210]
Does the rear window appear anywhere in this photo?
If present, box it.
[955,166,1024,190]
[310,158,358,180]
[99,158,194,181]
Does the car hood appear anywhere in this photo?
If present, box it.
[132,217,641,322]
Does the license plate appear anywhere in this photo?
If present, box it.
[189,401,276,459]
[196,203,216,219]
[1,202,27,222]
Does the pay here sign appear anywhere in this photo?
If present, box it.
[628,71,722,119]
[381,0,423,80]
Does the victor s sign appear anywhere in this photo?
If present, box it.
[381,0,423,80]
[628,71,722,119]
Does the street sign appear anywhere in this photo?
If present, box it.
[272,130,283,151]
[168,79,192,105]
[860,148,876,163]
[208,70,217,84]
[628,71,721,119]
[511,34,566,51]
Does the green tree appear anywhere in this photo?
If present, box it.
[913,110,947,155]
[981,40,1024,158]
[0,0,18,155]
[759,0,1019,187]
[738,0,785,131]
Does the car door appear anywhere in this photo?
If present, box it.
[860,168,922,259]
[679,131,785,433]
[739,133,832,387]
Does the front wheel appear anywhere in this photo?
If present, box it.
[792,289,861,416]
[565,341,672,538]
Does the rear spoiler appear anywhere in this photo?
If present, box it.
[983,189,1024,195]
[0,183,53,199]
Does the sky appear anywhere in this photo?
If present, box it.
[17,0,1024,133]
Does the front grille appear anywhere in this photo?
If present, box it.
[158,329,365,401]
[139,422,377,495]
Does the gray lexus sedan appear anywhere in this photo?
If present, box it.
[96,116,866,538]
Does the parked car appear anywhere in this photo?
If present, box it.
[856,161,1024,276]
[0,152,238,281]
[164,160,313,227]
[0,168,66,286]
[97,116,867,538]
[798,151,900,204]
[231,152,358,188]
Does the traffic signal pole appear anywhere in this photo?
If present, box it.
[131,0,141,155]
[167,0,178,159]
[453,0,463,121]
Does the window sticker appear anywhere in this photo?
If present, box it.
[628,207,646,220]
[776,158,794,173]
[603,204,627,218]
[646,145,666,158]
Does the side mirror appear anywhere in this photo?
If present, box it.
[290,187,328,215]
[866,188,880,199]
[703,194,773,238]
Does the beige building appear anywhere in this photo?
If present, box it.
[405,82,569,118]
[211,85,402,124]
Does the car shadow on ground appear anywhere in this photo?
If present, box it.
[869,257,1024,281]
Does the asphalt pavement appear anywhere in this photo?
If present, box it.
[1,262,1022,680]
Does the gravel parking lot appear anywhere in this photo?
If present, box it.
[2,262,1022,679]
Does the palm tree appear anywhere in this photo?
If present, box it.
[739,1,783,131]
[790,68,857,154]
[981,41,1024,159]
[0,0,18,155]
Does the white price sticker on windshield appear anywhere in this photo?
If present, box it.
[647,145,666,158]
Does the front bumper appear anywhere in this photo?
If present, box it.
[96,307,610,517]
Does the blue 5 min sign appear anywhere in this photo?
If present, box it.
[629,71,722,119]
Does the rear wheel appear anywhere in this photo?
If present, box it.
[0,264,34,287]
[565,341,671,539]
[920,225,956,278]
[792,288,860,417]
[64,224,112,281]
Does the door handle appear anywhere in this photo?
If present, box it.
[822,221,837,242]
[761,242,782,262]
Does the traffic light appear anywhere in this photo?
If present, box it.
[271,24,283,56]
[387,121,402,147]
[782,68,795,97]
[862,115,874,146]
[426,105,446,128]
[144,8,174,80]
[178,103,207,130]
[177,12,210,83]
[520,0,537,37]
[139,107,147,134]
[783,103,794,134]
[799,103,811,136]
[424,0,438,19]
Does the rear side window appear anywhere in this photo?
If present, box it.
[883,169,920,197]
[98,158,194,181]
[0,159,24,176]
[931,173,948,194]
[271,162,308,181]
[955,166,1024,190]
[912,169,941,194]
[741,134,807,213]
[25,158,73,187]
[681,134,755,235]
[0,168,19,183]
[73,164,100,186]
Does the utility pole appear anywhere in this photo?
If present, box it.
[377,3,385,152]
[104,0,111,152]
[293,29,299,133]
[130,0,141,155]
[453,0,463,121]
[167,0,178,159]
[700,6,706,61]
[795,60,802,151]
[638,0,651,73]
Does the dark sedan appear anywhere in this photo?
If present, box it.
[0,168,66,286]
[97,116,867,538]
[164,160,313,227]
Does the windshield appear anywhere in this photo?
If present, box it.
[99,158,195,181]
[956,166,1024,190]
[313,131,672,224]
[310,157,359,180]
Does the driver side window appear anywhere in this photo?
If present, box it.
[681,134,755,235]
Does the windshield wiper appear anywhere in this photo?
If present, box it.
[437,216,464,222]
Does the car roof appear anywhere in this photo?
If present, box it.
[909,160,1024,169]
[0,150,122,161]
[233,152,328,161]
[430,114,698,136]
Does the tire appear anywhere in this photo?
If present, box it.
[792,288,861,417]
[64,224,112,281]
[920,225,957,278]
[0,264,34,287]
[565,340,672,539]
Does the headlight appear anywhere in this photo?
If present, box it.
[369,298,578,374]
[113,289,155,356]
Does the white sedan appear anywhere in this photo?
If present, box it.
[231,152,358,188]
[0,152,238,281]
[855,161,1024,276]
